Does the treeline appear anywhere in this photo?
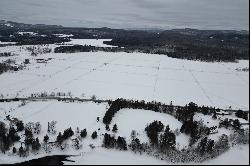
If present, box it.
[54,45,96,53]
[0,63,19,75]
[0,32,69,45]
[102,98,248,147]
[0,116,99,157]
[104,29,249,62]
[102,98,247,126]
[0,52,14,57]
[102,120,248,163]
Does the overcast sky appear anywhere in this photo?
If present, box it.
[0,0,249,30]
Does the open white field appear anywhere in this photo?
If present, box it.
[0,48,249,110]
[110,108,189,149]
[0,100,189,164]
[0,101,189,149]
[0,41,249,164]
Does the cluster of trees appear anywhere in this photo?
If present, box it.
[235,110,248,121]
[219,118,242,130]
[180,120,210,145]
[54,45,96,53]
[0,122,21,153]
[235,67,249,72]
[24,127,41,152]
[103,98,220,126]
[103,133,127,150]
[197,137,215,156]
[25,45,52,56]
[0,52,13,57]
[127,128,232,163]
[0,63,19,75]
[0,119,43,157]
[145,121,176,151]
[14,34,69,45]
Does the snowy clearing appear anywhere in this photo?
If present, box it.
[64,39,116,47]
[0,49,248,110]
[0,41,249,164]
[110,108,189,149]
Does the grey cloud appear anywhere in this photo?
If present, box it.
[0,0,248,30]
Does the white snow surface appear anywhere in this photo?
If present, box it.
[0,100,188,164]
[0,41,16,45]
[110,108,189,149]
[0,42,249,164]
[64,148,170,165]
[0,46,248,110]
[203,145,249,165]
[64,39,116,47]
[17,32,38,36]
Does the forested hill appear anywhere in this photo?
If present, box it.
[0,20,249,62]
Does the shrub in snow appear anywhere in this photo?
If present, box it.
[112,124,118,133]
[91,131,98,139]
[145,120,164,146]
[129,137,144,153]
[34,122,41,134]
[0,121,7,137]
[105,125,110,131]
[91,95,97,100]
[62,127,74,140]
[103,133,127,150]
[25,122,35,133]
[47,121,57,134]
[230,129,249,145]
[80,129,87,138]
[159,126,176,151]
[18,146,26,157]
[72,138,81,150]
[16,120,24,132]
[31,137,41,151]
[235,110,248,121]
[12,147,17,154]
[103,133,116,149]
[117,136,127,150]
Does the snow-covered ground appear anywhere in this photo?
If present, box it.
[204,145,249,165]
[64,39,116,47]
[0,46,248,110]
[0,100,188,164]
[65,148,170,165]
[0,41,17,45]
[0,101,189,149]
[64,145,249,165]
[110,108,189,149]
[0,41,249,164]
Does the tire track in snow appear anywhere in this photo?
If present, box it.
[189,69,214,106]
[23,101,56,119]
[152,57,162,99]
[54,56,123,90]
[16,56,94,94]
[205,91,248,110]
[220,63,249,85]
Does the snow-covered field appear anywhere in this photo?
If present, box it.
[64,39,116,47]
[110,108,189,149]
[0,100,188,164]
[0,40,249,164]
[0,42,249,110]
[0,101,189,149]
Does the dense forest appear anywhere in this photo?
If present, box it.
[0,20,248,62]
